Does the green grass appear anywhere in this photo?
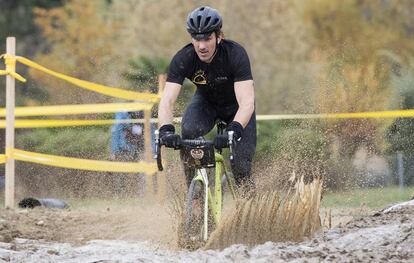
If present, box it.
[322,186,414,209]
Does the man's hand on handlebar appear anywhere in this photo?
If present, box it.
[214,121,243,150]
[159,124,181,149]
[155,122,239,171]
[213,134,230,149]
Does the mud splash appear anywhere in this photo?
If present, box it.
[1,200,413,262]
[206,177,323,249]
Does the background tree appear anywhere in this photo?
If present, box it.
[30,0,122,105]
[303,0,414,149]
[301,0,414,188]
[123,55,195,116]
[123,56,169,94]
[0,0,63,106]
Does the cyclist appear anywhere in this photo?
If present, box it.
[158,6,256,194]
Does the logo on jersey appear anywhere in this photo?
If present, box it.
[215,76,228,82]
[192,70,207,84]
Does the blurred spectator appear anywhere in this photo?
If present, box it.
[0,175,4,190]
[111,111,145,161]
[110,111,146,197]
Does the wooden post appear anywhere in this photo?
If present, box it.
[144,109,152,162]
[155,74,166,201]
[158,74,166,98]
[5,37,16,208]
[143,107,156,197]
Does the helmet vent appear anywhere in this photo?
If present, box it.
[205,17,211,26]
[197,15,202,29]
[190,18,196,28]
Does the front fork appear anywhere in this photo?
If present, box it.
[193,168,210,241]
[192,153,236,241]
[192,165,221,242]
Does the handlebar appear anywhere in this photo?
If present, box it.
[154,130,235,172]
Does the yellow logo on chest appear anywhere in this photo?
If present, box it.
[192,70,207,85]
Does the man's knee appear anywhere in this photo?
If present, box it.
[232,157,253,183]
[181,122,198,139]
[181,121,211,139]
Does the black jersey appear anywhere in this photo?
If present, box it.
[167,39,253,107]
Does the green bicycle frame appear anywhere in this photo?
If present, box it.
[192,152,236,227]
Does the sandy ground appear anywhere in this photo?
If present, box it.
[0,197,413,262]
[0,198,176,247]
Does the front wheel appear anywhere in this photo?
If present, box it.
[182,172,217,250]
[182,178,206,249]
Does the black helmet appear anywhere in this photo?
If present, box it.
[186,6,222,40]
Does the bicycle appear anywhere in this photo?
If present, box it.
[154,122,237,247]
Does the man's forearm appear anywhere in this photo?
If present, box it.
[158,99,175,126]
[158,82,182,127]
[233,80,255,128]
[233,103,254,128]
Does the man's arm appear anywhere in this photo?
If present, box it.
[158,82,182,126]
[233,80,255,128]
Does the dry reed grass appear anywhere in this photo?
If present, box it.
[205,175,323,250]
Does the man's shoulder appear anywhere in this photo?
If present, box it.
[221,39,247,52]
[220,39,249,61]
[167,43,195,83]
[174,43,195,58]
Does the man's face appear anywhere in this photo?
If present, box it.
[191,33,220,63]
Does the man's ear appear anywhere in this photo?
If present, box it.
[217,37,221,44]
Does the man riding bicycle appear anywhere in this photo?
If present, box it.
[158,6,256,194]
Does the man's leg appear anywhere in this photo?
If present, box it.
[181,94,216,139]
[181,93,216,186]
[231,112,257,194]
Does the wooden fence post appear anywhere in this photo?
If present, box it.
[155,74,166,201]
[144,109,152,162]
[158,74,166,97]
[144,74,166,199]
[5,37,16,208]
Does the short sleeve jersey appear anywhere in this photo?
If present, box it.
[167,39,253,107]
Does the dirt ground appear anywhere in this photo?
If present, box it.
[0,196,413,262]
[0,197,176,247]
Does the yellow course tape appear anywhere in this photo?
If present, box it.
[0,54,26,82]
[0,118,158,128]
[0,54,160,102]
[0,154,6,164]
[9,148,157,174]
[0,102,153,117]
[169,109,414,124]
[256,109,414,120]
[1,109,413,128]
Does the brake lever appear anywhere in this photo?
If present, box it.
[228,131,234,162]
[154,130,164,171]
